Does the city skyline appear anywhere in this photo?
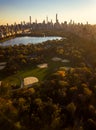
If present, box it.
[0,0,96,25]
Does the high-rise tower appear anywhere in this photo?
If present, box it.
[56,14,58,23]
[29,16,31,24]
[46,16,48,23]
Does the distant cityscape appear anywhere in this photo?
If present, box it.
[0,14,95,39]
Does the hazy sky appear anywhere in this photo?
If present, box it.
[0,0,96,25]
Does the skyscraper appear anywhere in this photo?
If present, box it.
[29,16,31,24]
[56,14,58,23]
[46,16,48,23]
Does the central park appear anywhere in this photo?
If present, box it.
[0,29,96,130]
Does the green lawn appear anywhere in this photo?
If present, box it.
[2,67,47,86]
[16,67,48,81]
[1,58,71,87]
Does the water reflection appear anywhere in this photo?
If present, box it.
[0,36,62,46]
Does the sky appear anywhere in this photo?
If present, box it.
[0,0,96,25]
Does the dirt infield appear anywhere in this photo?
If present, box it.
[24,77,39,87]
[0,66,5,70]
[37,63,48,68]
[0,62,6,70]
[61,59,70,63]
[51,57,70,63]
[51,57,62,61]
[0,62,6,66]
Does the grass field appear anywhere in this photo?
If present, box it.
[1,57,71,88]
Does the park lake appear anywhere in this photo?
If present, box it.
[0,36,62,46]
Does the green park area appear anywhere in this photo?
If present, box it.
[1,32,96,130]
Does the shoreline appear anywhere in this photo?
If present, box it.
[0,30,67,43]
[0,35,63,46]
